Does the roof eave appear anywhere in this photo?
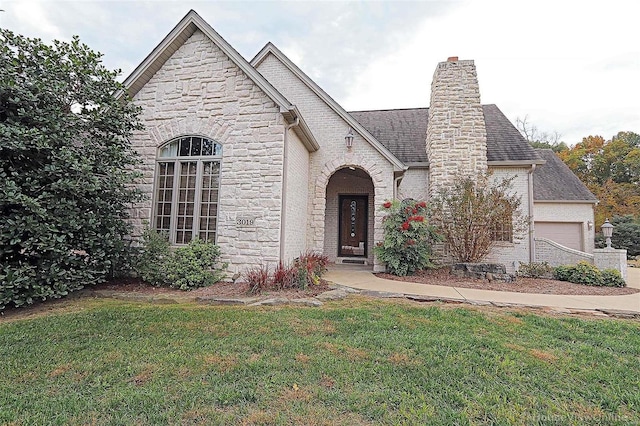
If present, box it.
[252,43,406,172]
[488,160,546,167]
[534,199,598,204]
[284,106,319,152]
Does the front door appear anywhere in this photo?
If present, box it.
[338,195,368,257]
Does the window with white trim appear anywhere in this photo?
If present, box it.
[154,136,222,244]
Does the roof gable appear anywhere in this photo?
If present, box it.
[533,149,597,202]
[121,10,318,151]
[251,43,406,171]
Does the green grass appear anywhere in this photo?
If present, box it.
[1,298,639,425]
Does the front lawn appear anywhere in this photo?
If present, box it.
[1,298,638,425]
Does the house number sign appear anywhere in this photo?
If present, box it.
[236,217,256,227]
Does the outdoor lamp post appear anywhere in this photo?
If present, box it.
[345,128,354,149]
[601,218,614,249]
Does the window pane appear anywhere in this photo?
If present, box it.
[191,137,202,156]
[202,139,213,156]
[179,138,191,156]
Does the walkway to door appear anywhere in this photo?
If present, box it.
[324,265,640,314]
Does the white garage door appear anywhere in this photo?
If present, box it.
[535,222,583,251]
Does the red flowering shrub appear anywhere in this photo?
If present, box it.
[374,199,441,276]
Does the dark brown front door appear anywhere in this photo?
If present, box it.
[338,195,368,257]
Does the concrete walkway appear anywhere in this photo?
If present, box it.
[325,266,640,314]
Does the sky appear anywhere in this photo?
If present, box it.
[2,0,639,145]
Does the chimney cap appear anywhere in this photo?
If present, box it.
[447,56,459,62]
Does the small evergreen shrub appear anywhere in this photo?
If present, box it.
[517,262,554,278]
[165,239,227,290]
[600,269,626,288]
[553,261,626,287]
[134,230,227,290]
[374,199,440,276]
[135,228,171,286]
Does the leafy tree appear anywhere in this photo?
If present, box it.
[374,199,440,276]
[429,173,528,263]
[0,30,143,310]
[558,132,640,224]
[595,215,640,258]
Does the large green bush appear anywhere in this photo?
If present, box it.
[0,30,143,310]
[374,199,440,276]
[554,262,626,287]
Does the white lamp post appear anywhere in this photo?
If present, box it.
[601,218,614,249]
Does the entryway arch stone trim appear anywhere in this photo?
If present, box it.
[311,153,393,271]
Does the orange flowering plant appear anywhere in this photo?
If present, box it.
[374,199,441,276]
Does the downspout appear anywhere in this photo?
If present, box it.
[280,117,299,261]
[393,175,403,200]
[528,164,536,263]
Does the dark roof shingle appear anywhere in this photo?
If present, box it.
[349,104,542,164]
[533,149,597,202]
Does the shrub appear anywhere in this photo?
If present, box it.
[244,265,272,294]
[135,228,171,286]
[294,251,329,288]
[429,173,528,263]
[272,261,297,290]
[0,30,144,310]
[517,262,554,278]
[243,251,329,294]
[165,239,227,290]
[553,261,626,287]
[374,199,440,276]
[600,269,626,288]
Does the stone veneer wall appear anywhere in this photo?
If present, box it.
[324,170,375,264]
[255,53,395,271]
[129,30,285,274]
[425,58,487,196]
[283,128,310,261]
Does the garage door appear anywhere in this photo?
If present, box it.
[535,222,583,251]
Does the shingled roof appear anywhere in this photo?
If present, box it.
[349,104,542,164]
[533,149,597,202]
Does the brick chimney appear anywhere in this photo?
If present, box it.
[425,58,487,197]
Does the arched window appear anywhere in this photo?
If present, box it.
[154,136,222,244]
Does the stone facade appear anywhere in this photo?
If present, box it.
[130,30,286,274]
[255,53,395,271]
[425,58,488,196]
[397,168,429,202]
[594,249,628,282]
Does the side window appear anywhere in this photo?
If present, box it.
[154,136,222,244]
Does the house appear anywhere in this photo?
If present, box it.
[123,10,596,274]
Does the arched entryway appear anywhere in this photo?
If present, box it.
[324,167,375,265]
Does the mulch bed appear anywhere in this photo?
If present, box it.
[94,277,333,299]
[376,268,639,296]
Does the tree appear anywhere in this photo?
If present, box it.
[516,115,568,152]
[429,173,528,263]
[595,215,640,258]
[557,132,640,225]
[0,30,143,310]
